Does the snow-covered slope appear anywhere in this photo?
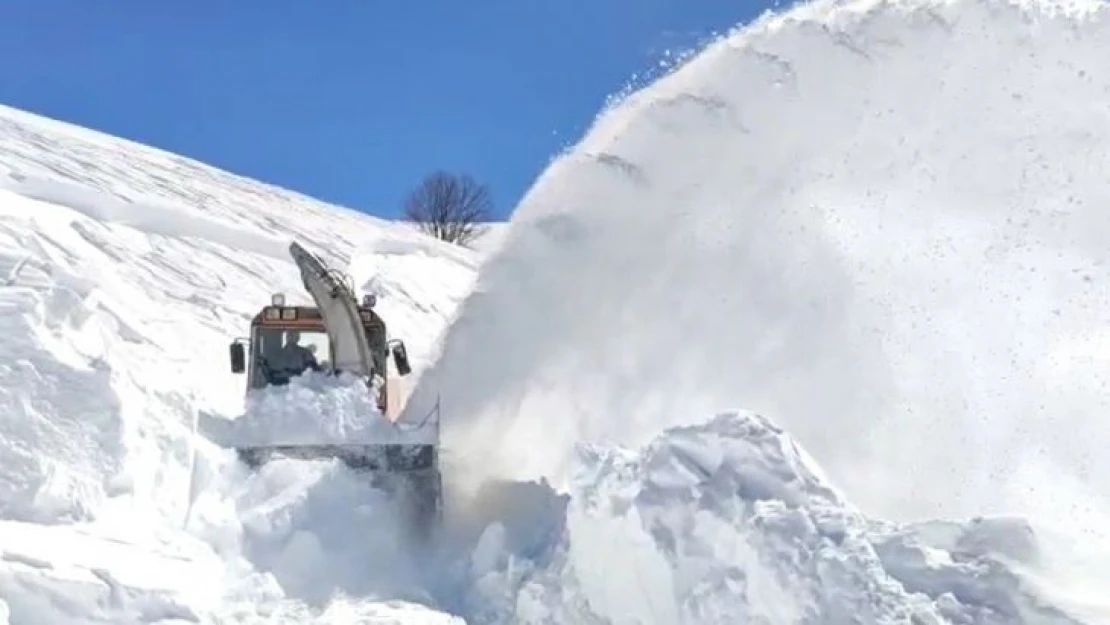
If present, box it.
[0,103,480,622]
[3,0,1110,622]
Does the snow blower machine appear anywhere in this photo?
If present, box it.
[226,241,442,539]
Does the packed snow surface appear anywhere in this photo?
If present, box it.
[3,0,1110,622]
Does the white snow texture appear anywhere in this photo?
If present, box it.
[1,0,1109,623]
[201,372,436,448]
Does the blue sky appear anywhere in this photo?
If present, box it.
[0,1,772,220]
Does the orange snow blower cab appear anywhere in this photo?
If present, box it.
[228,292,411,419]
[225,241,441,539]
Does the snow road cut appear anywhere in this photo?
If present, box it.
[2,0,1110,623]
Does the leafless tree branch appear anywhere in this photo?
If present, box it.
[403,171,493,247]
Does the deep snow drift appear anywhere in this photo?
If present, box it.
[0,102,481,622]
[2,0,1109,621]
[406,0,1110,537]
[454,411,1086,625]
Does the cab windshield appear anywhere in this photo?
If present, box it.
[249,327,332,388]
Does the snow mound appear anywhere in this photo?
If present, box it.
[4,0,1110,620]
[186,457,427,605]
[0,517,225,624]
[199,371,436,447]
[456,412,1083,624]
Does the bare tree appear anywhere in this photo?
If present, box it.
[403,171,493,246]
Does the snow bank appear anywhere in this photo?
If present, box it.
[0,518,224,624]
[0,105,479,621]
[0,188,177,525]
[184,456,429,604]
[0,101,477,520]
[200,371,436,447]
[3,0,1109,620]
[405,0,1110,537]
[452,412,1084,624]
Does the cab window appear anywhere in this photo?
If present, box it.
[249,326,332,388]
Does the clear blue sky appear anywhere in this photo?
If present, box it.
[0,1,772,220]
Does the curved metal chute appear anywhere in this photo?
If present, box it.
[287,241,376,378]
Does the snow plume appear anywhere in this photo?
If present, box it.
[406,0,1110,536]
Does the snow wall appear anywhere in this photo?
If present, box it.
[404,0,1110,535]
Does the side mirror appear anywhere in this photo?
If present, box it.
[390,340,412,376]
[229,341,246,373]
